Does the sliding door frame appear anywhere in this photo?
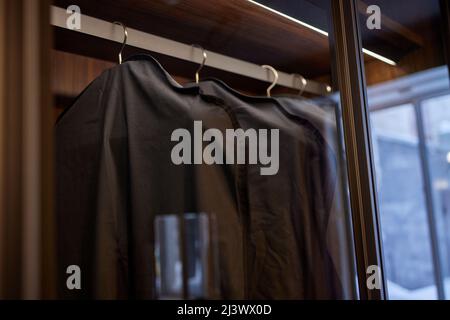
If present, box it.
[328,0,387,300]
[0,0,55,299]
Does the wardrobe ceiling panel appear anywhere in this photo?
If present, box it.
[54,0,331,78]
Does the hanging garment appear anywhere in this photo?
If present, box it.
[56,56,248,299]
[192,80,343,299]
[56,54,343,299]
[274,96,338,152]
[274,95,355,297]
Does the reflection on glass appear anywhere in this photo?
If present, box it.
[358,0,450,300]
[371,105,437,299]
[422,94,450,298]
[154,213,220,300]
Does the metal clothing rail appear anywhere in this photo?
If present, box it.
[50,5,331,96]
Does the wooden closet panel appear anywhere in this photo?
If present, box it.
[0,0,54,299]
[54,0,331,78]
[0,0,6,295]
[51,50,115,98]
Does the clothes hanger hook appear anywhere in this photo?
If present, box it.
[191,44,207,84]
[113,21,128,64]
[262,65,279,97]
[293,73,307,96]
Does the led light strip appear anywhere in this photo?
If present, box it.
[362,48,397,66]
[246,0,329,37]
[246,0,397,66]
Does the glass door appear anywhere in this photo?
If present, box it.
[356,0,450,299]
[2,0,398,300]
[49,0,366,299]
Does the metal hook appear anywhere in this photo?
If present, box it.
[113,21,128,64]
[262,65,279,97]
[293,73,307,96]
[191,44,207,84]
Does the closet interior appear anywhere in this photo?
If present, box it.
[47,0,445,300]
[2,0,449,301]
[51,0,336,116]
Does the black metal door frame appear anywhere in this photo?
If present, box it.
[328,0,386,300]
